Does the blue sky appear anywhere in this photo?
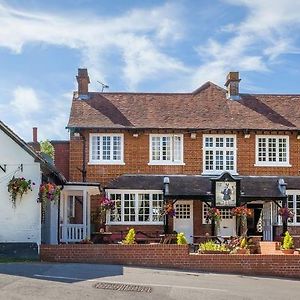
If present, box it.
[0,0,300,141]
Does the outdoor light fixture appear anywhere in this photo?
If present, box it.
[133,133,139,138]
[244,133,250,138]
[297,132,300,140]
[190,132,197,139]
[73,132,80,137]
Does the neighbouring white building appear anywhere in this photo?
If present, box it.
[0,121,64,257]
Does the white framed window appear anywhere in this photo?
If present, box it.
[89,133,124,164]
[286,191,300,225]
[255,135,290,167]
[203,134,237,174]
[149,134,184,165]
[107,190,164,224]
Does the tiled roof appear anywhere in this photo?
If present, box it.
[67,82,300,130]
[105,174,295,199]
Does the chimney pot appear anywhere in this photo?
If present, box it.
[76,68,90,97]
[32,127,38,143]
[225,71,241,100]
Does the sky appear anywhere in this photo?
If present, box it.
[1,0,300,141]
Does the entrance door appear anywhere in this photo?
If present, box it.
[173,201,193,243]
[219,208,236,237]
[263,202,273,241]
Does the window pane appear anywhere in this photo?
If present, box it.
[162,137,171,161]
[278,138,287,162]
[113,136,121,160]
[226,137,234,148]
[216,150,224,170]
[109,194,121,222]
[138,194,150,222]
[268,138,276,162]
[205,137,213,147]
[225,150,234,170]
[102,136,111,160]
[152,137,161,160]
[258,138,266,162]
[216,137,223,147]
[152,194,163,222]
[124,194,135,222]
[174,136,182,162]
[91,136,101,160]
[205,150,214,170]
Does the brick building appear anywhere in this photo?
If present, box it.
[64,69,300,243]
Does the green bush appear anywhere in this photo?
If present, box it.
[40,140,55,159]
[199,240,228,252]
[282,231,294,250]
[123,228,136,244]
[177,232,187,245]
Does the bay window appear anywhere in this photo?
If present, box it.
[108,191,164,224]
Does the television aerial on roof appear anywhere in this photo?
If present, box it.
[97,81,109,92]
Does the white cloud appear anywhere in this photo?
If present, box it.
[191,0,300,90]
[0,86,70,141]
[0,2,187,90]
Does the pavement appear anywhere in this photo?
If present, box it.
[0,262,299,299]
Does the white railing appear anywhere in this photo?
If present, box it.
[60,224,86,243]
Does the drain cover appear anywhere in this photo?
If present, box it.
[95,282,152,293]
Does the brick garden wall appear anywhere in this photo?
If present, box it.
[41,244,300,279]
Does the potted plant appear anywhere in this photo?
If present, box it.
[281,231,294,254]
[38,182,61,211]
[234,237,249,254]
[122,228,136,244]
[205,207,222,235]
[177,232,187,245]
[163,203,176,217]
[278,207,294,222]
[231,206,251,236]
[7,176,35,208]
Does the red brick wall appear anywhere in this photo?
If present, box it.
[52,141,70,181]
[69,130,300,184]
[40,244,300,279]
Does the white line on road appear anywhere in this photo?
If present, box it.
[33,274,228,292]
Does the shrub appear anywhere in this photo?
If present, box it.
[40,140,55,160]
[282,231,294,250]
[199,240,228,252]
[123,228,136,244]
[177,232,187,245]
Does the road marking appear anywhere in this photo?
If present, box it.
[33,274,228,292]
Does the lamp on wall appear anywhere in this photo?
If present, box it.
[243,130,250,139]
[297,131,300,140]
[190,132,197,139]
[133,133,139,138]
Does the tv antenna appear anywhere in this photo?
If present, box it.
[97,81,109,92]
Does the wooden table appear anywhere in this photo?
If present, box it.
[91,232,112,244]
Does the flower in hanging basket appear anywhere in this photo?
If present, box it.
[278,207,294,221]
[99,196,115,211]
[7,176,34,207]
[231,206,251,217]
[205,207,221,223]
[38,182,61,205]
[163,203,176,217]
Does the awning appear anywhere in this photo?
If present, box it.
[105,174,300,200]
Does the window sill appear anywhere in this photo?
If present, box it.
[88,161,125,165]
[148,162,185,166]
[201,171,238,176]
[254,163,292,167]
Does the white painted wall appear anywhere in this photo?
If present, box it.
[0,129,41,244]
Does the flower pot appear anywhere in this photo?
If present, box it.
[281,249,294,255]
[236,248,248,254]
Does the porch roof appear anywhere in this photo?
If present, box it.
[105,174,300,200]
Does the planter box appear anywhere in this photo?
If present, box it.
[199,250,230,254]
[281,249,295,255]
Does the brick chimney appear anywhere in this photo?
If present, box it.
[225,71,241,100]
[32,127,38,143]
[76,68,90,97]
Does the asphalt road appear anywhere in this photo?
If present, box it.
[0,262,299,300]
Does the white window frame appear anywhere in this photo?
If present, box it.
[89,133,124,165]
[286,190,300,225]
[106,189,164,225]
[202,134,237,175]
[255,135,290,167]
[148,134,184,165]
